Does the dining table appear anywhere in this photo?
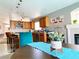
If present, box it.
[11,45,58,59]
[11,42,79,59]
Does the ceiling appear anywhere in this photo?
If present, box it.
[0,0,79,20]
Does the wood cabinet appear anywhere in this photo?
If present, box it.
[30,21,35,29]
[10,20,31,29]
[32,32,47,42]
[39,32,47,42]
[32,32,39,42]
[23,22,31,29]
[40,16,49,28]
[40,18,44,28]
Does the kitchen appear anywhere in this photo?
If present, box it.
[6,16,50,52]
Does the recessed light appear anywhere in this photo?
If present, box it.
[18,3,20,5]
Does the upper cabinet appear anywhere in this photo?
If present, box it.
[10,20,31,29]
[23,22,31,29]
[30,20,35,29]
[40,16,49,28]
[10,16,49,29]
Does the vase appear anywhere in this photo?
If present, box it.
[51,41,62,49]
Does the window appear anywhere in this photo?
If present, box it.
[35,21,41,30]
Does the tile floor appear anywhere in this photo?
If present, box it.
[0,35,13,59]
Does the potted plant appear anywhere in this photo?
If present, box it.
[48,32,64,49]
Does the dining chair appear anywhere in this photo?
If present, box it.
[19,32,33,47]
[6,32,19,52]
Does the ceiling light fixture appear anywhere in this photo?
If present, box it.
[16,0,25,22]
[19,0,22,2]
[18,3,20,5]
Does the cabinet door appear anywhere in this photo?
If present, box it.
[23,22,31,29]
[30,21,35,29]
[32,33,39,42]
[10,21,16,29]
[26,22,30,29]
[44,16,49,27]
[40,18,45,28]
[23,22,26,29]
[39,32,47,42]
[40,16,49,28]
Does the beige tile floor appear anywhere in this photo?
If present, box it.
[0,53,13,59]
[0,35,13,59]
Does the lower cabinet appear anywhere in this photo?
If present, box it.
[32,32,39,42]
[32,32,47,42]
[39,32,47,42]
